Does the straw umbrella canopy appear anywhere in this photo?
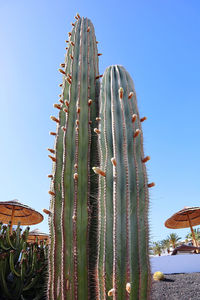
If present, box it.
[27,228,49,244]
[0,199,43,231]
[165,206,200,247]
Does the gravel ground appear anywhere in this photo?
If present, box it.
[151,273,200,300]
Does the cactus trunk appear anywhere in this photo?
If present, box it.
[48,16,100,300]
[96,65,151,300]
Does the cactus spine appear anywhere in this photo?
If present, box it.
[96,65,151,299]
[48,16,100,299]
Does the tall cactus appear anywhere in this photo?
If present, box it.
[47,14,100,300]
[93,65,154,299]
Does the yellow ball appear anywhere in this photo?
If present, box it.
[153,271,164,281]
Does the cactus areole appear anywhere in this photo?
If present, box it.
[48,15,153,300]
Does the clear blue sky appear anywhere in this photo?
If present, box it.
[0,0,200,242]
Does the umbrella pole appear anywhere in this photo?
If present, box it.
[10,206,15,233]
[186,213,198,247]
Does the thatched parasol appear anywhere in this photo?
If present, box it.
[165,206,200,247]
[0,199,43,231]
[27,228,49,243]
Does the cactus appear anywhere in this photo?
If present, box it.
[153,271,164,281]
[47,14,100,300]
[0,223,48,300]
[47,14,154,299]
[94,65,153,299]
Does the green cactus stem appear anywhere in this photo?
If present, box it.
[0,224,48,300]
[47,14,100,300]
[95,65,153,300]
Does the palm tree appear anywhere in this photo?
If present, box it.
[151,242,162,256]
[161,238,171,253]
[185,228,200,246]
[167,233,181,249]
